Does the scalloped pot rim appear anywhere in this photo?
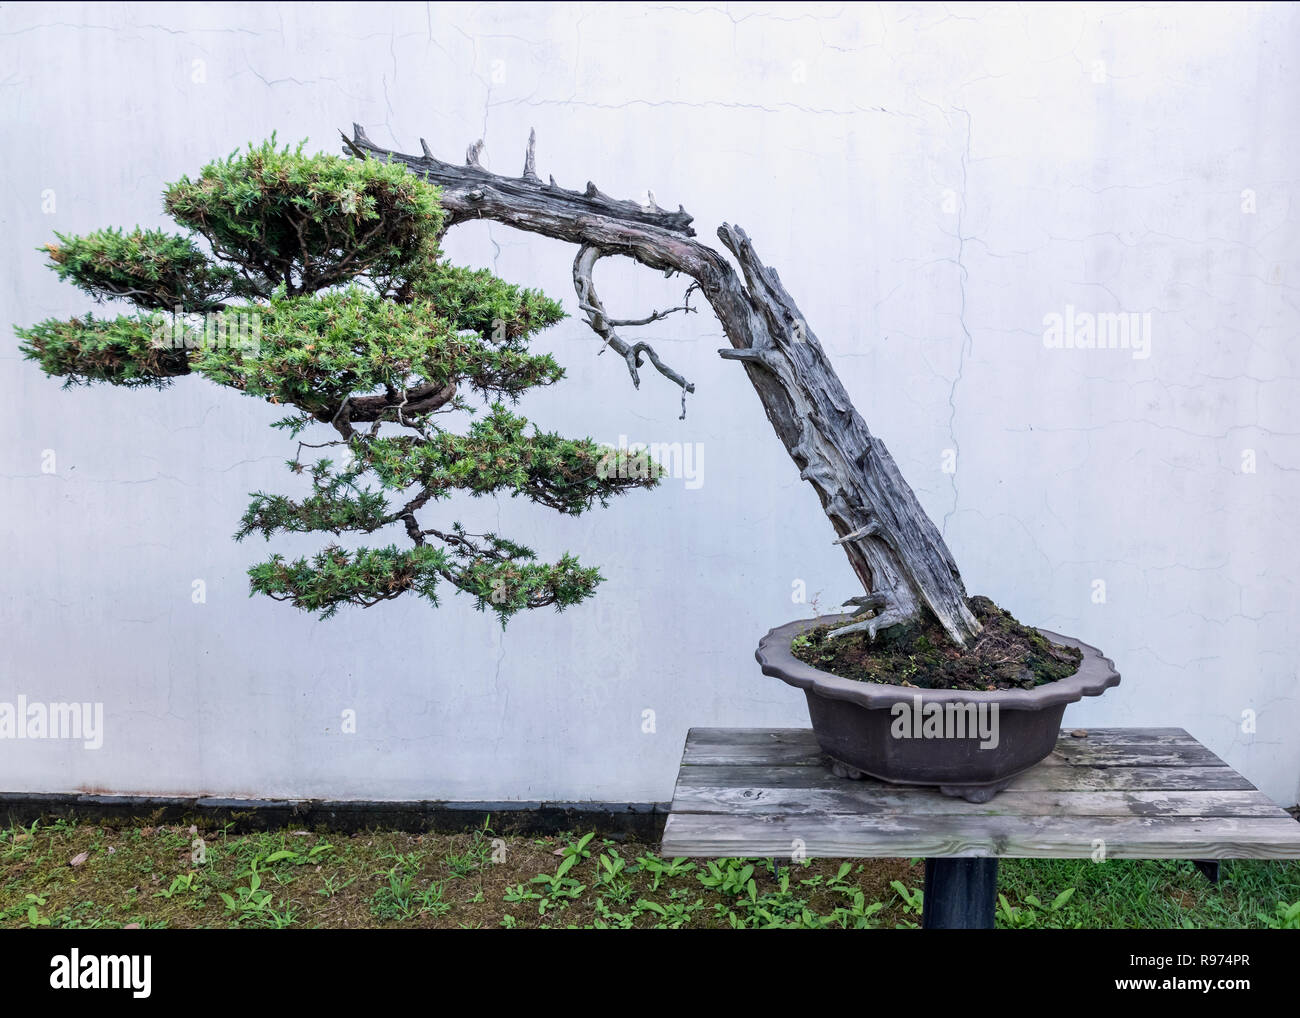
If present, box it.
[757,613,1121,711]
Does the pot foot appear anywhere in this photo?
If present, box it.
[827,758,864,780]
[938,781,1010,803]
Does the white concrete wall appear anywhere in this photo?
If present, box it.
[2,2,1297,805]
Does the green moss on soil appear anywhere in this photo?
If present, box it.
[790,595,1082,691]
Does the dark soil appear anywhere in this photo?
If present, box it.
[790,595,1082,691]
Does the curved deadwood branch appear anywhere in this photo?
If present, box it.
[572,245,696,419]
[603,285,699,328]
[344,124,981,645]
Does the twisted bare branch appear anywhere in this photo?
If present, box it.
[572,245,696,418]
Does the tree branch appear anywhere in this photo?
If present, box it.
[572,244,695,418]
[344,125,982,646]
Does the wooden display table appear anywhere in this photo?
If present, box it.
[661,727,1300,927]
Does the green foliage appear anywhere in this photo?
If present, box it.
[450,548,604,620]
[357,405,659,514]
[996,888,1078,929]
[1258,899,1300,929]
[410,262,565,341]
[17,137,657,623]
[154,872,200,900]
[163,137,444,297]
[369,853,450,921]
[890,879,924,915]
[16,313,188,388]
[513,834,595,916]
[218,858,295,929]
[635,854,695,892]
[698,859,757,898]
[245,537,604,622]
[190,286,565,416]
[40,228,256,312]
[247,544,448,619]
[235,458,391,541]
[441,833,493,878]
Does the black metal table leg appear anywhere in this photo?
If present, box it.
[922,857,999,929]
[1192,860,1221,883]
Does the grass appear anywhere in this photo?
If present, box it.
[2,816,1298,929]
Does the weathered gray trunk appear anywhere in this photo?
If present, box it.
[346,126,980,645]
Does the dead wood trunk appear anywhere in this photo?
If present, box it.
[345,126,980,645]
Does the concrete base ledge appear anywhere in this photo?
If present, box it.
[0,792,669,839]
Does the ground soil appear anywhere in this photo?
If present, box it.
[791,595,1082,691]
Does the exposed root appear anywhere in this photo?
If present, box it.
[826,606,913,642]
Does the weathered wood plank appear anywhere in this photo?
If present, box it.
[681,728,1227,768]
[671,783,1282,819]
[680,742,1225,769]
[682,729,823,765]
[685,728,820,748]
[1005,765,1254,793]
[684,727,1198,747]
[672,763,1255,794]
[1056,728,1195,745]
[682,743,825,766]
[1049,742,1228,768]
[660,813,1300,860]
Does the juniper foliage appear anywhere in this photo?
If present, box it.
[18,139,659,621]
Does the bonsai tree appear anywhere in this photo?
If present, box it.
[19,128,998,648]
[18,139,661,621]
[20,132,1112,805]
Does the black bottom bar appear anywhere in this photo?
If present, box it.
[922,857,999,929]
[0,792,667,839]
